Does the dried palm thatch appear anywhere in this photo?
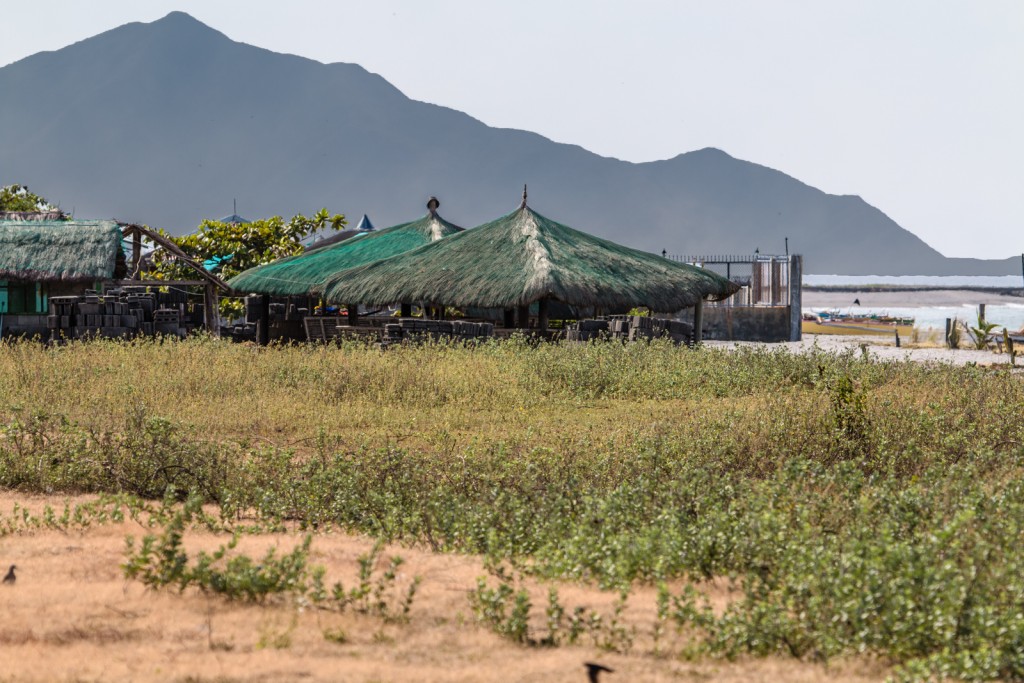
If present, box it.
[0,220,123,282]
[320,203,739,310]
[227,211,462,296]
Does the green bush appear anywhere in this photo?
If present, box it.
[4,339,1024,679]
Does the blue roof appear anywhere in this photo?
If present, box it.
[219,214,250,224]
[355,214,375,231]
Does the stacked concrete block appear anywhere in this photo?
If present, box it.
[153,308,185,338]
[564,318,609,342]
[381,318,495,348]
[43,289,189,341]
[567,316,694,346]
[452,320,494,340]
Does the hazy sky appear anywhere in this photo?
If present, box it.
[3,1,1021,259]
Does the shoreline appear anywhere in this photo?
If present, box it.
[801,287,1024,309]
[804,285,1023,296]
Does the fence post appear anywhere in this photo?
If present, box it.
[203,284,220,337]
[694,298,704,344]
[789,254,802,342]
[258,294,270,346]
[517,304,530,329]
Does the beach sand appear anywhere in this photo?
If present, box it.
[0,492,886,683]
[707,332,1019,367]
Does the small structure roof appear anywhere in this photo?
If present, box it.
[307,214,376,250]
[320,198,739,310]
[354,214,375,231]
[0,220,123,282]
[228,210,462,296]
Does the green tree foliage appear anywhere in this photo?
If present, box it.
[144,209,346,315]
[0,184,57,212]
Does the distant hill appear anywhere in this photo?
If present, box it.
[0,12,1016,276]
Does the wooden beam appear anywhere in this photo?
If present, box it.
[118,223,231,292]
[259,294,270,346]
[517,305,530,329]
[694,298,704,344]
[538,298,549,333]
[204,284,220,337]
[111,280,209,287]
[131,231,142,277]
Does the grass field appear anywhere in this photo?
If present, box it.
[1,336,1023,681]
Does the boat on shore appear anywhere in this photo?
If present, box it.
[803,310,915,337]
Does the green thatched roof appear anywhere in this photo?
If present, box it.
[320,204,739,310]
[0,220,123,282]
[227,212,462,296]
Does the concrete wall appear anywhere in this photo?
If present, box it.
[678,305,792,342]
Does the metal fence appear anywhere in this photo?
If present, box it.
[667,254,794,307]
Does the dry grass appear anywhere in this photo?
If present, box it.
[0,338,745,453]
[801,321,914,338]
[0,492,890,683]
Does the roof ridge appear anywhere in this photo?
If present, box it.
[519,208,553,298]
[426,213,448,241]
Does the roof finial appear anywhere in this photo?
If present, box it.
[426,196,440,215]
[520,184,528,209]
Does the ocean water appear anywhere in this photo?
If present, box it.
[802,304,1024,332]
[803,274,1024,331]
[804,274,1024,288]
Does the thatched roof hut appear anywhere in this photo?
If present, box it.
[0,220,124,282]
[227,205,461,296]
[320,194,739,313]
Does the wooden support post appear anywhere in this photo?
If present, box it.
[203,284,220,337]
[503,309,515,328]
[517,305,530,329]
[131,230,142,277]
[694,298,704,344]
[788,254,802,342]
[347,304,359,327]
[979,303,986,325]
[945,318,952,348]
[258,294,270,346]
[401,303,411,318]
[538,298,549,333]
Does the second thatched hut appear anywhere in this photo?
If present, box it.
[320,190,738,334]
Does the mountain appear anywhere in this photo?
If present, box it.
[0,12,1016,276]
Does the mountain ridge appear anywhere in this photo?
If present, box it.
[0,12,1016,276]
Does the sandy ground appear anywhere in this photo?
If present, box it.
[707,332,1020,367]
[803,288,1023,308]
[0,493,890,683]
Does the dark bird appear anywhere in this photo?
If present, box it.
[853,298,861,305]
[2,565,15,585]
[585,662,614,682]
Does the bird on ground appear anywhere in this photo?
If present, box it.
[2,565,15,585]
[584,662,614,682]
